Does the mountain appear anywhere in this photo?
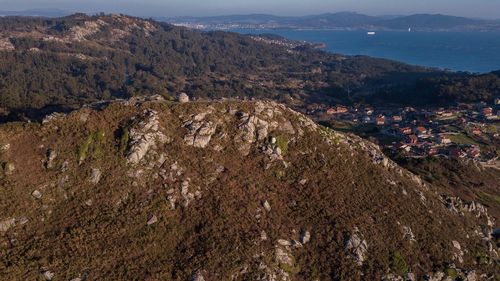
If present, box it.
[0,98,497,280]
[0,8,70,17]
[0,13,450,121]
[0,13,498,121]
[165,12,500,31]
[290,12,380,28]
[381,14,484,30]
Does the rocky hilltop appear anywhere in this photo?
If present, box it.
[0,98,497,280]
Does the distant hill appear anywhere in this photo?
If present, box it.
[165,12,500,31]
[0,13,448,120]
[381,14,484,30]
[0,8,70,17]
[0,13,498,121]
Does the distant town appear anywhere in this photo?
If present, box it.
[304,98,500,167]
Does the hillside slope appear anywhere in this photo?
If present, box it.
[0,98,497,280]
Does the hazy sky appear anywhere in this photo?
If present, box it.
[1,0,500,19]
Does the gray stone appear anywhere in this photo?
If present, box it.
[300,231,311,244]
[89,168,102,184]
[184,119,217,148]
[4,163,15,175]
[192,271,205,281]
[32,190,43,199]
[405,273,416,281]
[18,217,29,225]
[275,246,294,267]
[178,93,189,103]
[42,271,55,280]
[0,218,16,232]
[261,230,268,241]
[277,239,291,246]
[45,149,57,169]
[464,271,477,281]
[344,228,368,266]
[127,110,168,165]
[147,215,158,225]
[263,200,271,212]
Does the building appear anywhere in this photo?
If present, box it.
[415,126,428,135]
[464,146,481,158]
[449,148,466,159]
[482,107,493,117]
[392,115,403,122]
[438,135,452,145]
[326,106,348,115]
[407,134,418,144]
[336,106,349,114]
[399,127,412,135]
[427,147,438,156]
[375,115,386,126]
[471,127,482,136]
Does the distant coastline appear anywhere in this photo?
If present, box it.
[163,12,500,32]
[230,28,500,73]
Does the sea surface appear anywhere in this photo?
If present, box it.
[229,29,500,73]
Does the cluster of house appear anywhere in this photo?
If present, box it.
[315,98,500,161]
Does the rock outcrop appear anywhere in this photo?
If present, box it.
[127,110,168,165]
[0,99,497,280]
[344,228,369,266]
[183,112,218,148]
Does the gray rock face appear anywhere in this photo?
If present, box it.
[402,226,416,243]
[42,112,66,124]
[300,231,311,244]
[45,149,57,169]
[383,273,416,281]
[382,274,404,281]
[147,215,158,225]
[0,218,16,232]
[277,239,291,246]
[452,240,464,264]
[263,200,272,212]
[42,271,55,280]
[463,271,477,281]
[183,112,218,148]
[89,168,102,185]
[127,110,168,165]
[192,271,205,281]
[260,230,268,241]
[235,115,269,155]
[32,190,43,199]
[275,246,293,266]
[425,271,445,281]
[4,162,15,175]
[0,143,10,151]
[344,228,368,266]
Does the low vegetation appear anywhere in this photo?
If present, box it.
[0,100,496,280]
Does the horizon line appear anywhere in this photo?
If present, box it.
[1,8,499,21]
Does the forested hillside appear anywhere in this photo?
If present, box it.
[0,13,499,121]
